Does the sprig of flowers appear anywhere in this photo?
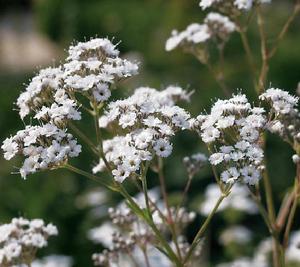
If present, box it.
[0,217,58,267]
[165,12,236,52]
[93,86,191,182]
[192,93,266,185]
[2,38,138,179]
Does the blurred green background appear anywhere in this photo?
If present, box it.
[0,0,299,266]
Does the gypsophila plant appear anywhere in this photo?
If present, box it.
[1,0,300,266]
[0,217,58,267]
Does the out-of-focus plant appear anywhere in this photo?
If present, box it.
[1,0,300,267]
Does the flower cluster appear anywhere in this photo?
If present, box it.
[260,88,300,147]
[192,93,266,185]
[2,124,81,178]
[199,0,271,12]
[165,12,236,52]
[90,191,196,266]
[17,38,138,121]
[64,38,138,103]
[0,217,58,266]
[199,183,258,216]
[2,38,138,179]
[93,86,191,182]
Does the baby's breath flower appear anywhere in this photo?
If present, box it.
[0,217,57,266]
[2,124,81,179]
[3,38,138,179]
[94,86,191,183]
[199,0,271,12]
[193,93,266,185]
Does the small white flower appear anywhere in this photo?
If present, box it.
[119,112,137,128]
[292,154,300,164]
[153,139,173,157]
[112,165,130,183]
[221,167,240,183]
[209,153,224,165]
[201,126,220,143]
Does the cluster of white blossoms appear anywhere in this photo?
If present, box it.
[64,38,138,103]
[199,0,271,12]
[16,38,138,120]
[2,124,81,178]
[260,88,300,146]
[200,183,258,216]
[165,12,236,52]
[2,38,138,179]
[0,217,58,266]
[90,190,196,267]
[192,93,266,185]
[93,86,191,182]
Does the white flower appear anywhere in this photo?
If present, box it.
[216,115,235,129]
[93,84,111,102]
[240,165,261,185]
[209,153,224,165]
[165,23,211,51]
[259,88,298,115]
[112,165,131,183]
[221,167,240,183]
[292,154,300,164]
[153,139,173,157]
[201,126,220,143]
[1,137,18,160]
[119,112,137,128]
[0,217,58,266]
[143,116,162,128]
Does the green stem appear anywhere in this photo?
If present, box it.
[64,164,115,191]
[141,162,152,219]
[269,1,300,58]
[256,5,269,93]
[183,185,232,264]
[117,184,183,267]
[158,158,183,261]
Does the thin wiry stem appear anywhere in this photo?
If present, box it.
[236,23,258,79]
[183,184,233,264]
[276,190,295,231]
[117,184,183,267]
[256,5,269,93]
[157,157,183,261]
[283,163,300,248]
[64,164,116,191]
[269,0,300,59]
[206,61,230,97]
[142,247,152,267]
[248,186,275,234]
[175,174,193,221]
